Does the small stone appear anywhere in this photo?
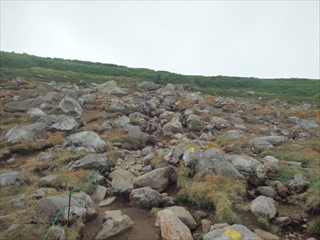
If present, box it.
[98,196,116,207]
[161,193,168,198]
[302,224,308,228]
[288,233,296,238]
[201,219,213,232]
[195,210,208,218]
[7,158,16,165]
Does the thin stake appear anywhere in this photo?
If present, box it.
[66,191,72,227]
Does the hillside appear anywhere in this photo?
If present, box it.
[0,53,319,240]
[1,51,319,104]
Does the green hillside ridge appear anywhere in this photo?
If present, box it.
[1,51,319,104]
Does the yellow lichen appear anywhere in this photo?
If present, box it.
[224,228,242,240]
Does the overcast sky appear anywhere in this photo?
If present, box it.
[1,1,319,79]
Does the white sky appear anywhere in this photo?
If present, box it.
[1,1,319,79]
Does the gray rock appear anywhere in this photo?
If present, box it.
[256,186,278,199]
[97,80,127,96]
[95,210,133,239]
[185,92,203,101]
[111,176,133,198]
[157,209,193,240]
[129,187,162,209]
[91,185,107,203]
[32,188,46,199]
[139,82,162,91]
[34,192,98,224]
[37,152,56,161]
[164,147,185,165]
[110,98,125,110]
[7,158,15,165]
[128,126,149,141]
[262,136,288,145]
[249,137,273,154]
[50,225,66,240]
[5,97,45,111]
[209,116,231,129]
[8,195,26,208]
[132,166,173,192]
[295,119,319,131]
[288,174,310,194]
[204,224,262,240]
[166,206,197,230]
[63,131,106,153]
[219,130,246,139]
[27,108,47,118]
[108,169,135,180]
[224,155,266,176]
[77,94,97,105]
[183,148,202,167]
[200,132,213,141]
[0,171,25,187]
[66,153,108,171]
[98,120,114,132]
[98,196,116,207]
[274,216,291,227]
[39,114,78,131]
[195,152,244,180]
[162,118,183,134]
[6,122,48,142]
[59,95,83,116]
[251,196,277,220]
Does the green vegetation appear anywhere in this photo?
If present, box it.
[305,178,320,212]
[309,216,320,235]
[176,166,246,223]
[1,51,319,104]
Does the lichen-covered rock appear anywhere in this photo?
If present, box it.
[59,95,83,116]
[66,153,108,171]
[0,171,25,187]
[166,206,197,230]
[6,122,48,142]
[204,224,262,240]
[63,131,105,153]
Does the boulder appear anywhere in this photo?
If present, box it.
[128,126,149,141]
[63,131,106,153]
[261,156,279,166]
[157,209,193,240]
[251,196,277,220]
[49,226,66,240]
[111,176,134,198]
[6,122,48,142]
[295,119,319,131]
[34,192,98,224]
[162,118,183,134]
[256,186,278,199]
[0,171,25,187]
[91,185,107,203]
[209,116,231,129]
[166,206,197,230]
[108,169,135,180]
[183,148,202,167]
[249,137,273,154]
[95,210,133,239]
[219,130,246,139]
[138,82,162,91]
[59,95,83,116]
[224,155,266,176]
[66,153,108,171]
[97,80,127,96]
[39,115,78,131]
[129,187,162,209]
[110,98,125,110]
[5,98,45,111]
[27,108,47,118]
[8,195,26,208]
[262,136,288,146]
[37,152,56,161]
[195,153,244,180]
[77,94,97,105]
[132,167,173,192]
[204,224,262,240]
[164,147,185,165]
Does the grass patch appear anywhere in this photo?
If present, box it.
[112,136,146,150]
[176,167,246,223]
[305,178,320,212]
[309,216,320,235]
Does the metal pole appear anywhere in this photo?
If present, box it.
[66,191,72,227]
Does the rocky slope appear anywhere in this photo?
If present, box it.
[0,77,319,240]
